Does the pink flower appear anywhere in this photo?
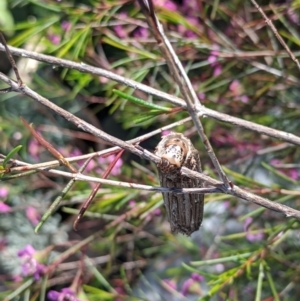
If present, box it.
[208,55,217,64]
[191,273,204,282]
[181,278,194,296]
[128,200,136,207]
[240,95,249,103]
[0,187,8,198]
[26,206,40,226]
[61,21,72,32]
[0,202,12,213]
[161,130,171,136]
[17,245,46,281]
[114,25,127,39]
[181,273,204,296]
[98,155,123,176]
[244,217,263,242]
[28,138,40,160]
[270,159,281,166]
[133,27,149,38]
[229,80,242,96]
[48,34,61,45]
[48,288,80,301]
[153,0,177,11]
[213,64,222,76]
[153,208,161,216]
[288,169,299,180]
[163,279,177,290]
[198,92,205,100]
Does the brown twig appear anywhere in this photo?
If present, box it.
[73,149,125,230]
[0,44,299,145]
[0,32,23,89]
[138,0,230,187]
[250,0,300,72]
[1,31,300,225]
[20,117,77,173]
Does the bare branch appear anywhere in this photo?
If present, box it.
[0,32,23,87]
[250,0,300,72]
[138,0,230,187]
[0,44,299,146]
[1,40,300,224]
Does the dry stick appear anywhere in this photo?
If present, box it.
[250,0,300,72]
[138,0,230,187]
[33,168,300,221]
[8,115,197,174]
[73,149,125,230]
[0,44,299,146]
[1,43,300,222]
[1,74,300,221]
[35,154,98,233]
[0,32,23,89]
[20,117,77,173]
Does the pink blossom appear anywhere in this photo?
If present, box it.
[98,155,123,176]
[12,275,23,282]
[153,208,161,216]
[17,245,46,281]
[26,206,40,226]
[244,217,253,231]
[28,138,40,160]
[213,64,222,76]
[70,148,96,172]
[208,44,221,76]
[208,55,217,64]
[48,34,61,45]
[114,25,127,39]
[61,21,71,32]
[244,217,263,242]
[191,273,204,282]
[48,288,80,301]
[246,232,264,242]
[270,159,282,166]
[0,187,8,198]
[70,148,83,157]
[229,80,241,95]
[288,169,299,180]
[133,27,149,38]
[181,278,194,296]
[180,273,204,296]
[240,95,249,103]
[153,0,177,11]
[161,130,171,136]
[198,92,205,100]
[128,200,136,207]
[223,201,230,209]
[0,202,12,213]
[287,8,300,25]
[163,279,177,290]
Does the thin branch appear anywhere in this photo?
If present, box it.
[1,43,300,223]
[0,32,23,87]
[6,115,197,173]
[250,0,300,72]
[9,166,299,222]
[0,45,299,146]
[73,149,125,230]
[138,0,230,187]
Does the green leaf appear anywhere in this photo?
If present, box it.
[3,145,22,167]
[112,89,171,112]
[102,35,158,60]
[261,162,299,185]
[9,16,60,46]
[134,114,161,124]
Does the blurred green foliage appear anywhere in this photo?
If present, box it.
[1,0,300,300]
